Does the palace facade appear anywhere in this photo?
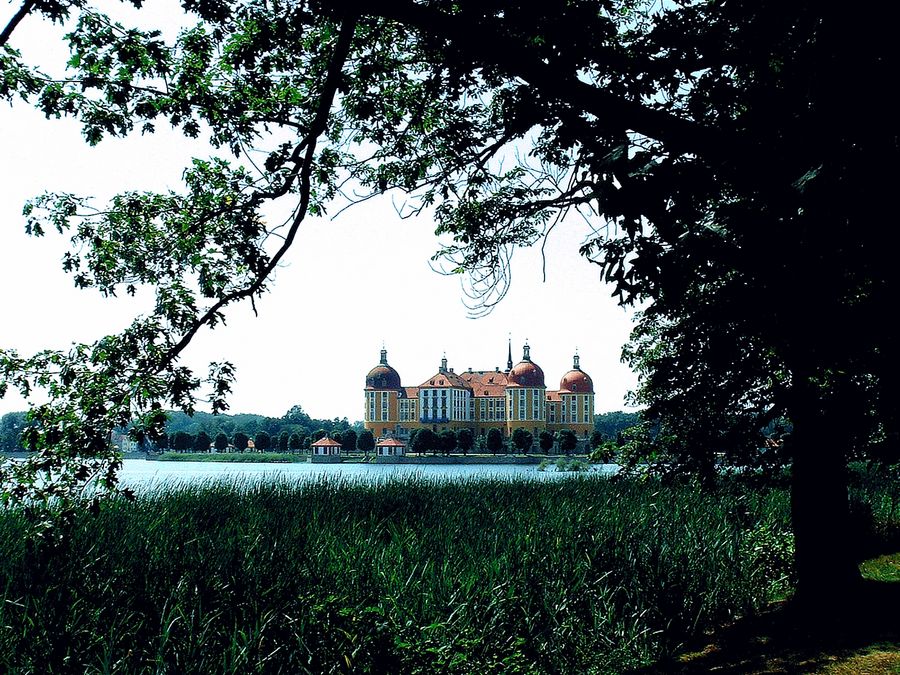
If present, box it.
[364,343,595,441]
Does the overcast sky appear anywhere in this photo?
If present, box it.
[0,4,640,422]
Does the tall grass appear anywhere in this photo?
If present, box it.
[0,475,793,673]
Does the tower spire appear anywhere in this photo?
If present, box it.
[380,346,388,365]
[507,335,513,371]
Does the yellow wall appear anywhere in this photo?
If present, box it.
[364,390,400,436]
[365,388,593,442]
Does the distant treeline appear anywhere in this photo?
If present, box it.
[593,410,641,442]
[158,405,362,452]
[0,406,361,453]
[1,408,639,453]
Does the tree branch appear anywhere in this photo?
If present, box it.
[335,0,753,168]
[0,0,35,47]
[158,12,359,371]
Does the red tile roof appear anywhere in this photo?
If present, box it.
[460,370,510,397]
[417,370,471,389]
[508,360,545,387]
[365,364,402,390]
[376,437,406,447]
[559,369,594,393]
[311,437,342,447]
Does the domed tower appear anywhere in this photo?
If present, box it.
[365,348,402,390]
[364,348,402,437]
[506,342,546,436]
[557,352,595,440]
[559,353,594,394]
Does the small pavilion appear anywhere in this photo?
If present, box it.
[376,437,406,457]
[310,436,342,463]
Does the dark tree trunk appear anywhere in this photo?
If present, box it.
[789,387,862,616]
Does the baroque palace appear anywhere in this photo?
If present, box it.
[364,343,595,441]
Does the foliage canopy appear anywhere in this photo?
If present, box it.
[1,0,897,606]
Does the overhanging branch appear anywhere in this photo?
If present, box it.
[159,12,359,371]
[0,0,36,47]
[332,0,756,170]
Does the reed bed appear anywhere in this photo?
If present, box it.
[0,474,795,673]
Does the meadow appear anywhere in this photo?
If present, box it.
[0,470,894,673]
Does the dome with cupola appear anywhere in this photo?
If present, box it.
[365,348,402,389]
[507,343,546,388]
[559,353,594,393]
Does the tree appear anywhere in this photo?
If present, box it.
[232,432,249,453]
[486,429,504,456]
[312,429,327,442]
[254,431,271,452]
[356,430,375,456]
[0,412,27,452]
[288,432,302,453]
[594,412,641,441]
[413,429,437,456]
[457,428,473,456]
[1,0,893,613]
[194,431,212,453]
[171,431,193,453]
[538,430,555,455]
[556,430,578,456]
[589,431,604,452]
[437,429,456,456]
[283,405,312,427]
[341,429,357,456]
[511,428,533,455]
[214,432,229,452]
[277,430,290,453]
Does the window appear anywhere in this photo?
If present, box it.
[368,393,375,421]
[381,392,389,421]
[532,390,540,419]
[518,391,526,420]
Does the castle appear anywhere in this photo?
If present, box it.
[364,343,595,441]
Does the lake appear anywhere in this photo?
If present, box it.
[119,458,617,489]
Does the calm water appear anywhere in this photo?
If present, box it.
[119,458,616,490]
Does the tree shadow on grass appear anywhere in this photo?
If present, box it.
[631,580,900,674]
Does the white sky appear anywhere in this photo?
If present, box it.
[0,3,640,422]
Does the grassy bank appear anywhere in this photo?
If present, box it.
[0,475,803,673]
[157,451,307,463]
